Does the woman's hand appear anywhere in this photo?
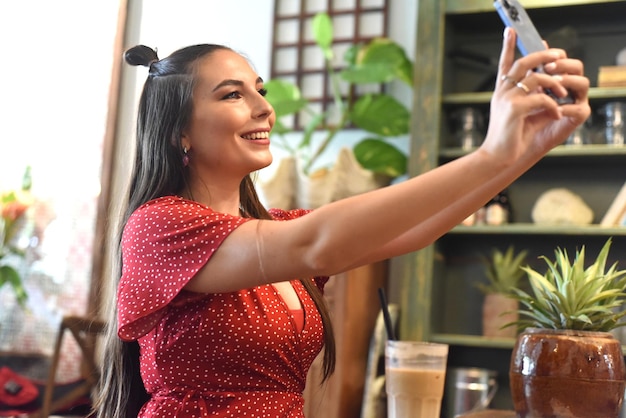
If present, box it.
[481,27,591,164]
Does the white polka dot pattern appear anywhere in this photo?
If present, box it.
[116,196,329,417]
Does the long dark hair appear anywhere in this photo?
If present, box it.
[94,44,335,418]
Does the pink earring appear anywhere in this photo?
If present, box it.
[183,146,189,166]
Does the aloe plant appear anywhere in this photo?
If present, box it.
[507,238,626,332]
[264,12,410,177]
[476,246,528,295]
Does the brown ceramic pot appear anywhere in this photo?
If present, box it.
[510,328,626,418]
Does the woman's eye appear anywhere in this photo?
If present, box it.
[223,91,242,100]
[258,88,267,97]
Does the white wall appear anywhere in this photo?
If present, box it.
[0,1,119,193]
[129,0,275,75]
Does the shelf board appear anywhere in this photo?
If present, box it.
[442,87,626,105]
[442,91,492,105]
[449,224,626,236]
[431,333,515,349]
[440,144,626,159]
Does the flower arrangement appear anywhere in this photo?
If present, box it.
[0,167,34,307]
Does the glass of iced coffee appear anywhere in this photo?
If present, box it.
[385,340,449,418]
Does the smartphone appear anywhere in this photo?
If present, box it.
[494,0,575,105]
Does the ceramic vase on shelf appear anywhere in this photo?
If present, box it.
[260,148,390,210]
[481,293,518,339]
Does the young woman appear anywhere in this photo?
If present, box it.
[95,27,590,417]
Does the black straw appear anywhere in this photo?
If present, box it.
[378,287,396,341]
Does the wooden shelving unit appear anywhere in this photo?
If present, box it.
[390,0,626,413]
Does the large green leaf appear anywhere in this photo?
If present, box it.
[340,63,398,85]
[341,38,413,85]
[264,79,308,118]
[0,264,27,306]
[350,94,410,136]
[353,139,407,177]
[343,44,359,66]
[312,13,333,60]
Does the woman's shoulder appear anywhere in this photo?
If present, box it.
[126,195,247,234]
[134,195,207,214]
[130,195,223,222]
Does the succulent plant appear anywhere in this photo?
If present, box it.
[476,246,528,295]
[507,238,626,332]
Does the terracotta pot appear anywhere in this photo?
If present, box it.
[482,293,518,338]
[510,327,626,418]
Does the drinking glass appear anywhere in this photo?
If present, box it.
[385,340,449,418]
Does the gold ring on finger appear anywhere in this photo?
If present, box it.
[516,81,530,94]
[500,74,517,86]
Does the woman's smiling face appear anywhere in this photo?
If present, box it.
[182,48,275,181]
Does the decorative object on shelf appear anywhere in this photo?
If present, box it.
[475,246,527,339]
[262,148,390,210]
[450,107,485,150]
[531,188,593,225]
[462,189,511,227]
[598,101,626,146]
[484,189,511,226]
[261,12,411,209]
[598,66,626,88]
[506,238,626,418]
[0,166,35,307]
[617,47,626,66]
[565,118,591,145]
[442,367,498,418]
[601,181,626,227]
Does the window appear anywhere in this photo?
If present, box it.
[270,0,388,130]
[0,1,122,382]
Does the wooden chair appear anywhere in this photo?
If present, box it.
[35,315,105,418]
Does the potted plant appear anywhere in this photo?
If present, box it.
[0,167,34,308]
[261,12,411,209]
[476,246,527,338]
[506,238,626,418]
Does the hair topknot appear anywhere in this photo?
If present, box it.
[124,45,159,67]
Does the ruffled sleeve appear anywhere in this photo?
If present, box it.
[268,208,329,292]
[117,196,251,341]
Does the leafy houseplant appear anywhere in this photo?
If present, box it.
[0,168,34,307]
[506,238,626,418]
[262,12,412,209]
[476,246,527,338]
[477,246,528,296]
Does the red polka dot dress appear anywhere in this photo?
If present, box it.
[117,196,328,417]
